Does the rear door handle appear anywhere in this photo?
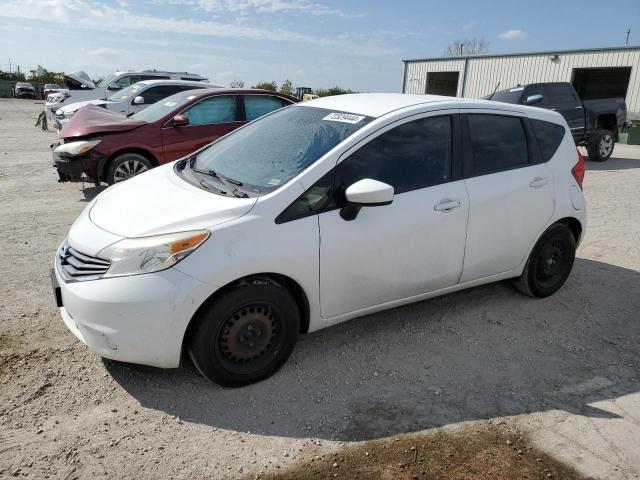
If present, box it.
[434,199,462,212]
[529,176,549,188]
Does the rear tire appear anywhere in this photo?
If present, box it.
[514,223,576,298]
[188,279,300,387]
[587,129,614,162]
[106,153,153,185]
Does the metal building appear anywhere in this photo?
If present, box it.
[402,46,640,115]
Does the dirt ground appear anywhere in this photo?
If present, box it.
[0,98,639,479]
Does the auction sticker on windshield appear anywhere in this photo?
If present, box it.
[323,112,365,124]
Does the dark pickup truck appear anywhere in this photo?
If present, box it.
[488,82,626,161]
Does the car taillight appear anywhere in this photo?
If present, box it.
[571,149,586,189]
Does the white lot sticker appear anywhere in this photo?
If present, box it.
[186,95,196,100]
[323,112,365,124]
[164,101,177,107]
[268,178,281,186]
[509,86,525,92]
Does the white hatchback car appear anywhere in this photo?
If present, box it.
[53,94,586,386]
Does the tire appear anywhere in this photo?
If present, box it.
[587,129,614,162]
[188,279,300,387]
[106,153,153,185]
[514,223,576,298]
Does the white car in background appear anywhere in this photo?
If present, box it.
[45,69,209,119]
[53,93,586,387]
[53,80,223,130]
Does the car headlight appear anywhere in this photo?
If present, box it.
[97,230,210,278]
[63,110,75,119]
[53,140,101,157]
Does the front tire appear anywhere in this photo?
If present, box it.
[587,129,614,162]
[514,223,576,298]
[106,153,153,185]
[188,279,300,387]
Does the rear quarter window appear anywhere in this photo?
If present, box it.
[530,119,566,162]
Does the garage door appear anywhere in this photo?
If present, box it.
[572,67,632,101]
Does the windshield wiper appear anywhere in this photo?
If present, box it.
[189,156,244,185]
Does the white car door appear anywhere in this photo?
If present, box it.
[318,112,470,319]
[459,111,555,283]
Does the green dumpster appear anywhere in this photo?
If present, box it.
[627,120,640,145]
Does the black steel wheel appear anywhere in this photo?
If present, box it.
[514,223,576,298]
[188,279,300,387]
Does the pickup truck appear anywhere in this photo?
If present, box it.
[488,82,626,161]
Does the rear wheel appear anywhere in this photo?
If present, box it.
[188,279,300,387]
[587,129,614,162]
[514,223,576,298]
[106,153,153,185]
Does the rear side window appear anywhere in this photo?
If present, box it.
[547,84,576,103]
[340,115,452,195]
[183,96,239,125]
[530,119,566,162]
[467,114,528,175]
[244,95,287,121]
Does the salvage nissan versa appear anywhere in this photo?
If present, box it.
[53,93,586,386]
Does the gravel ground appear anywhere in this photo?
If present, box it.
[0,98,639,479]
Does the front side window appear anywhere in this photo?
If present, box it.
[340,115,452,195]
[184,106,373,194]
[182,96,238,125]
[244,95,288,121]
[530,119,566,162]
[111,75,134,89]
[524,85,548,106]
[467,114,528,175]
[547,84,577,103]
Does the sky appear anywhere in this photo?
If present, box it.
[1,0,639,92]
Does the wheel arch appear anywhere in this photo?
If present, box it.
[182,272,311,357]
[556,216,583,244]
[98,147,159,181]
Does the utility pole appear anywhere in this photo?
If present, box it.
[625,29,631,46]
[8,58,11,73]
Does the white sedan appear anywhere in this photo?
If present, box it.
[53,93,586,386]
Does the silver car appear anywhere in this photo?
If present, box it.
[53,80,222,130]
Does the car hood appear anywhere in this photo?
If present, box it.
[89,163,257,237]
[64,71,96,90]
[61,105,145,138]
[60,99,108,114]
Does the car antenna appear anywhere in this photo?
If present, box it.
[489,81,500,100]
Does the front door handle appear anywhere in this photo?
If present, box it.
[434,199,462,212]
[529,176,549,188]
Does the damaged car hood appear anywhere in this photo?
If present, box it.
[64,71,96,90]
[61,105,146,138]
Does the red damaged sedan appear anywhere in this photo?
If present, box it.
[52,88,297,185]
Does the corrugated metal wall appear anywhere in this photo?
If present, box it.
[404,48,640,114]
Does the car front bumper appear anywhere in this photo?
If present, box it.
[52,144,103,183]
[54,261,214,369]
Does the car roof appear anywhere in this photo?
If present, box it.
[297,93,565,122]
[167,87,296,99]
[135,79,224,88]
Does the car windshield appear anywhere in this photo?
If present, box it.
[183,106,373,195]
[96,74,118,88]
[130,91,200,123]
[489,87,524,103]
[107,82,146,102]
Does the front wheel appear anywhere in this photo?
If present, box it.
[587,129,614,162]
[514,223,576,298]
[188,279,300,387]
[106,153,153,185]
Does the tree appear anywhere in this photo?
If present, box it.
[252,81,277,91]
[314,86,354,97]
[444,37,489,56]
[280,79,293,96]
[229,79,245,88]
